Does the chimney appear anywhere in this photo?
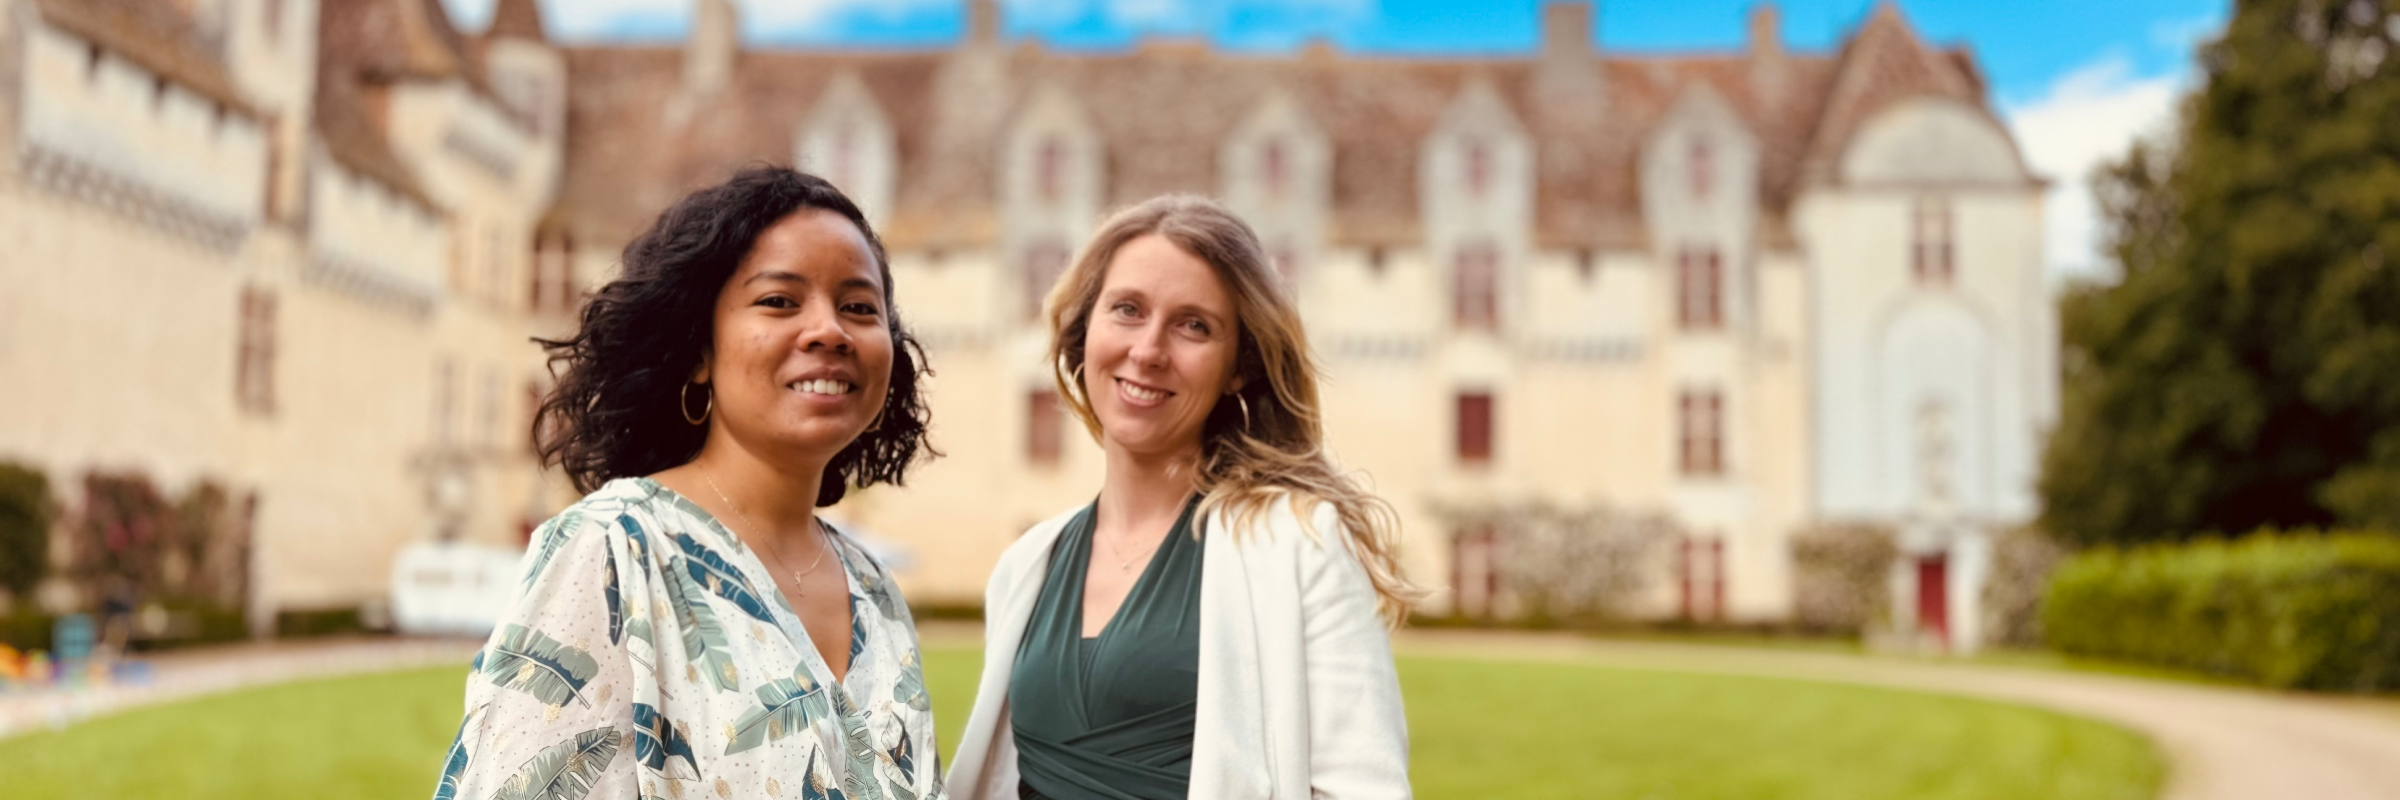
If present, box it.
[965,0,1000,46]
[1750,4,1784,97]
[1542,1,1594,59]
[685,0,739,97]
[1749,4,1782,63]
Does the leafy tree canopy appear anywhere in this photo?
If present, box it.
[2041,0,2400,547]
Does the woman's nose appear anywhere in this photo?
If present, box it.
[1127,323,1168,367]
[795,298,853,354]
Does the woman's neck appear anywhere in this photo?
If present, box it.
[1097,442,1199,532]
[681,435,825,537]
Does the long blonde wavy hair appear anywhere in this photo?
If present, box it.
[1046,195,1424,624]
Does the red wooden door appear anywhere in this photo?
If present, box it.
[1916,554,1950,647]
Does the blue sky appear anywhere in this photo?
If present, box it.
[445,0,2225,106]
[441,0,2231,282]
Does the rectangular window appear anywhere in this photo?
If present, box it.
[528,231,577,314]
[1022,242,1069,322]
[1036,138,1066,202]
[1678,388,1724,476]
[485,226,507,306]
[262,117,285,220]
[448,221,472,299]
[235,288,276,415]
[556,233,578,313]
[525,379,548,454]
[480,368,502,449]
[1263,139,1288,199]
[1456,392,1493,465]
[1027,389,1062,465]
[433,358,455,444]
[527,233,548,313]
[1676,245,1723,331]
[1678,536,1726,621]
[1464,139,1491,196]
[1452,244,1499,330]
[1688,136,1714,201]
[1451,525,1502,619]
[1913,196,1955,285]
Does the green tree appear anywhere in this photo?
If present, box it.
[0,462,53,603]
[2042,0,2400,547]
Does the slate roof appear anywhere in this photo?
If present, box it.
[30,0,259,117]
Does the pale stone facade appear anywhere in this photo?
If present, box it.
[0,0,568,626]
[0,0,2052,649]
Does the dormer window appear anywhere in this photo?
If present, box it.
[1263,139,1289,200]
[1465,138,1492,197]
[1912,196,1955,285]
[1022,239,1070,321]
[1677,245,1723,331]
[1689,135,1714,201]
[1268,237,1297,282]
[827,124,858,192]
[1453,242,1499,330]
[1037,137,1067,202]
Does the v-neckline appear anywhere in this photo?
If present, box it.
[1077,495,1197,642]
[639,478,862,687]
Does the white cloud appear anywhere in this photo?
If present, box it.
[447,0,1368,41]
[442,0,947,40]
[2004,55,2188,287]
[1003,0,1368,32]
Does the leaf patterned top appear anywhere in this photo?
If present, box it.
[432,477,944,800]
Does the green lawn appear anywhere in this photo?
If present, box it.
[0,647,2162,800]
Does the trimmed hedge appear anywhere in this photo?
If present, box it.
[2044,531,2400,691]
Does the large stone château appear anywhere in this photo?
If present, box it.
[0,0,2053,650]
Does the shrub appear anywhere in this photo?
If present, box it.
[1435,502,1677,624]
[74,472,176,598]
[0,462,53,604]
[276,607,366,639]
[1983,525,2067,647]
[2044,531,2400,691]
[1790,523,1897,636]
[0,611,56,651]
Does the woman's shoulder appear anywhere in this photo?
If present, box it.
[1206,489,1349,557]
[524,478,685,563]
[990,505,1087,578]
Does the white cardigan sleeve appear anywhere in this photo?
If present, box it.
[1296,503,1413,799]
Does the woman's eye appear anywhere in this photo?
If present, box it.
[756,295,797,309]
[842,302,881,316]
[1110,301,1139,318]
[1184,318,1212,336]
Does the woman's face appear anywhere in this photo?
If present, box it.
[1082,234,1244,462]
[696,209,892,464]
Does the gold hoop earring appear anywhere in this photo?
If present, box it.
[681,381,711,425]
[1236,393,1253,431]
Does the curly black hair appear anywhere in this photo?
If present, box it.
[533,166,935,505]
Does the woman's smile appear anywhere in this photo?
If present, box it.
[1114,376,1174,407]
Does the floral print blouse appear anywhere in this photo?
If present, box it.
[432,477,943,800]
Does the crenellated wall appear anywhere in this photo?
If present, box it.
[19,20,267,250]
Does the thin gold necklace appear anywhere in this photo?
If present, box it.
[1098,526,1162,573]
[703,470,831,596]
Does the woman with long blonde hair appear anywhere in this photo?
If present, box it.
[948,195,1418,799]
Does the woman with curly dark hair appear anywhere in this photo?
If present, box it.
[431,167,944,800]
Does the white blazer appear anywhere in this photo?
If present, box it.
[945,494,1413,800]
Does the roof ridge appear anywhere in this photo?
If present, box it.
[486,0,546,42]
[1797,1,1979,182]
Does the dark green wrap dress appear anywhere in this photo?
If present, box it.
[1008,497,1207,800]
